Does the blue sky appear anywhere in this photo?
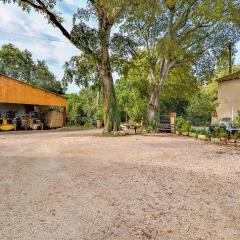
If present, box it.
[0,1,86,93]
[0,1,240,94]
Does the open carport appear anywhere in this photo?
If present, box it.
[0,74,67,129]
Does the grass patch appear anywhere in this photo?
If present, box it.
[53,126,95,132]
[101,131,117,137]
[215,151,225,155]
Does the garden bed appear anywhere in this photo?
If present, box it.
[175,117,240,147]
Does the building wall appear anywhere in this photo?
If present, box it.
[0,75,66,107]
[217,79,240,121]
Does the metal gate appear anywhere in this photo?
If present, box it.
[157,113,176,132]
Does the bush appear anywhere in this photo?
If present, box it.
[176,117,186,131]
[176,117,192,132]
[145,125,156,133]
[190,128,199,134]
[181,120,191,132]
[211,128,220,138]
[233,110,240,128]
[231,132,239,140]
[94,108,103,120]
[219,128,228,139]
[195,129,208,136]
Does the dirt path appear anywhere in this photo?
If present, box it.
[1,130,240,240]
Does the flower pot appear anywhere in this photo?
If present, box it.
[236,140,240,147]
[113,131,126,136]
[198,134,209,141]
[176,130,181,135]
[211,137,220,144]
[189,132,197,138]
[96,120,103,128]
[220,137,228,144]
[228,139,236,146]
[182,132,189,136]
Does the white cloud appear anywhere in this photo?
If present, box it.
[0,3,80,93]
[0,1,239,94]
[0,7,13,25]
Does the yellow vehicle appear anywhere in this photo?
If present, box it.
[0,118,16,131]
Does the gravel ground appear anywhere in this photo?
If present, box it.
[1,129,240,240]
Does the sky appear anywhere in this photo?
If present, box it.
[0,1,240,94]
[0,1,87,93]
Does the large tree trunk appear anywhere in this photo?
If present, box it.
[147,58,172,125]
[100,66,119,132]
[96,85,101,110]
[98,6,119,133]
[147,86,160,125]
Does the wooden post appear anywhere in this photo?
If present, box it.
[63,106,67,126]
[229,42,232,75]
[211,111,218,125]
[170,112,176,133]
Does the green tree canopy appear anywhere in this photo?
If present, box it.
[33,60,64,94]
[3,0,137,132]
[120,0,240,124]
[0,43,34,82]
[0,43,64,94]
[116,53,199,123]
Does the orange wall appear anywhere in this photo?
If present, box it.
[0,75,66,107]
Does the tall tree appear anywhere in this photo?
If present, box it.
[33,60,64,94]
[123,0,240,124]
[0,43,34,82]
[115,53,199,122]
[0,44,64,94]
[3,0,133,132]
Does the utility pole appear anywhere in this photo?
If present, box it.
[228,42,232,75]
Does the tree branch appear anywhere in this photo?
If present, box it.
[19,0,43,10]
[172,0,198,32]
[19,0,94,55]
[110,0,133,24]
[35,0,72,41]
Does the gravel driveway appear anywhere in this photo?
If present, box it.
[1,129,240,240]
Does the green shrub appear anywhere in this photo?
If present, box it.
[206,132,212,138]
[231,132,239,140]
[233,110,240,128]
[145,125,156,133]
[219,128,228,138]
[196,129,208,136]
[94,108,103,120]
[181,120,191,132]
[176,117,186,131]
[211,128,220,138]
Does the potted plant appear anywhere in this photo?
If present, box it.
[229,132,238,145]
[233,110,240,128]
[210,128,220,144]
[181,120,191,136]
[236,136,240,146]
[175,117,185,135]
[189,129,198,138]
[198,130,210,141]
[95,108,103,128]
[219,128,228,144]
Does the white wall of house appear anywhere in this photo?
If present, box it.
[217,79,240,121]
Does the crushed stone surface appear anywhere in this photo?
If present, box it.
[1,130,240,240]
